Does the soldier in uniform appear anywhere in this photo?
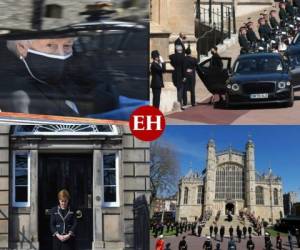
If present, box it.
[220,225,225,242]
[197,224,202,237]
[209,225,214,237]
[269,10,279,29]
[246,22,259,45]
[239,27,250,54]
[258,18,271,41]
[50,189,77,250]
[285,0,294,18]
[279,3,288,27]
[229,225,234,238]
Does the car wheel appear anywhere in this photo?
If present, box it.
[287,88,294,108]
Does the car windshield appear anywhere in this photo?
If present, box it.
[234,57,284,74]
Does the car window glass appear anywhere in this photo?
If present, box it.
[234,57,283,74]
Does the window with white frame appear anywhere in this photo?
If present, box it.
[13,151,30,207]
[102,153,119,207]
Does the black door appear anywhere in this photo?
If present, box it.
[197,57,232,95]
[38,154,93,250]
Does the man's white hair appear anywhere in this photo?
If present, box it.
[6,40,32,57]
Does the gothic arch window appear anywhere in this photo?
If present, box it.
[274,188,279,205]
[256,186,264,205]
[178,188,181,204]
[197,186,202,204]
[184,187,189,204]
[215,163,244,200]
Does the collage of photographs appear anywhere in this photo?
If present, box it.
[0,0,299,250]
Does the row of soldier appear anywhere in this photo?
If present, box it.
[238,0,298,54]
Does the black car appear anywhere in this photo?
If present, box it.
[225,53,293,107]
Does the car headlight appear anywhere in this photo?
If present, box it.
[227,84,232,89]
[278,81,288,89]
[232,83,240,91]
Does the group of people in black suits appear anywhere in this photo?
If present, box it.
[150,33,198,110]
[238,0,297,54]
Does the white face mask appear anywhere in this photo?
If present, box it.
[27,48,73,60]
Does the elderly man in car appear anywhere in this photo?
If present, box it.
[0,37,119,116]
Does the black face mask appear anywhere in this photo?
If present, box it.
[22,49,72,85]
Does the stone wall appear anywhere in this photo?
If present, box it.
[122,126,151,250]
[176,180,203,222]
[0,126,9,249]
[254,183,284,222]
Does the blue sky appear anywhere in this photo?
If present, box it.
[156,125,300,199]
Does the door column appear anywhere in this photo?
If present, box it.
[29,150,39,248]
[92,150,103,249]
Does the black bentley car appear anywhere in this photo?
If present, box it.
[226,53,293,107]
[197,52,294,108]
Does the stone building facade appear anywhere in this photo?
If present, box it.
[176,139,284,224]
[0,124,150,250]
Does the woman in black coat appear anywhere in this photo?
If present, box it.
[50,189,77,250]
[150,50,166,109]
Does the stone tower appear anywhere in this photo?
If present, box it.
[203,139,217,214]
[245,139,256,212]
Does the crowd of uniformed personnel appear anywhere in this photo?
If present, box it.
[153,209,300,250]
[238,0,299,54]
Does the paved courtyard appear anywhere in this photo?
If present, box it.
[150,232,300,249]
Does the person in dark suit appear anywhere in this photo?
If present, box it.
[246,22,259,45]
[183,47,198,107]
[279,3,288,27]
[150,50,166,109]
[178,236,188,250]
[294,0,300,14]
[174,33,186,52]
[269,10,279,29]
[258,18,271,41]
[263,13,272,34]
[285,0,294,17]
[239,27,250,54]
[50,189,77,250]
[220,225,225,242]
[169,45,185,109]
[210,46,223,72]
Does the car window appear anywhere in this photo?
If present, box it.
[0,1,148,122]
[234,57,283,74]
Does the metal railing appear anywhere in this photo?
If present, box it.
[195,0,236,58]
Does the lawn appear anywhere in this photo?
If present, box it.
[151,228,177,237]
[266,227,288,237]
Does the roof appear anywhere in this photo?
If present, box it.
[182,169,202,181]
[238,52,282,59]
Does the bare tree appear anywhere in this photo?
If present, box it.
[150,141,180,200]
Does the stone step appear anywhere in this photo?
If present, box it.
[201,216,255,237]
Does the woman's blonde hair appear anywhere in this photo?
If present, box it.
[57,189,70,200]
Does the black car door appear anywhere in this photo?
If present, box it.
[197,57,232,94]
[288,54,300,90]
